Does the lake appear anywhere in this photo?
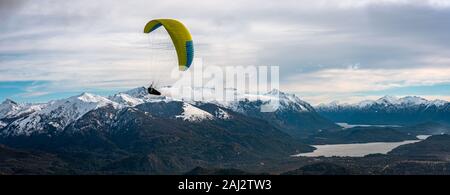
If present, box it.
[293,135,431,157]
[336,122,402,129]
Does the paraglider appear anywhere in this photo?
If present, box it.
[144,18,194,95]
[147,82,161,96]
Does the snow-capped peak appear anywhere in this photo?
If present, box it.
[176,103,213,122]
[429,99,448,107]
[265,89,282,96]
[374,95,445,107]
[121,87,149,99]
[327,100,341,107]
[398,96,428,106]
[317,95,448,109]
[265,90,312,112]
[3,93,118,136]
[0,86,316,135]
[109,93,145,107]
[1,99,18,105]
[318,101,338,107]
[0,99,20,119]
[42,92,118,117]
[376,95,399,105]
[317,100,352,109]
[76,92,107,103]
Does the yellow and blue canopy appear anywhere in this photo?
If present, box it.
[144,19,194,71]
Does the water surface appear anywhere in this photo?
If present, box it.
[293,135,430,157]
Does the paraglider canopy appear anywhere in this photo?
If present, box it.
[144,19,194,71]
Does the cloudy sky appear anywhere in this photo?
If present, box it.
[1,0,449,104]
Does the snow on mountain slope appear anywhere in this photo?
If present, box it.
[108,87,174,107]
[220,89,314,114]
[121,87,149,98]
[215,108,231,120]
[109,93,144,107]
[123,86,313,113]
[264,89,313,112]
[356,100,376,108]
[11,104,44,117]
[376,95,400,105]
[429,99,448,107]
[0,99,44,121]
[2,93,118,136]
[398,96,428,106]
[0,99,20,119]
[40,92,118,117]
[318,96,448,109]
[122,87,168,102]
[316,95,450,126]
[0,86,317,135]
[176,103,213,122]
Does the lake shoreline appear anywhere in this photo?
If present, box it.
[293,135,431,157]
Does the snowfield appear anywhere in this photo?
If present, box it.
[176,103,214,122]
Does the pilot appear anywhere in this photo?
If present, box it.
[147,85,161,96]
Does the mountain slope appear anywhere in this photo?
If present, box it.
[305,126,417,144]
[9,102,311,174]
[0,99,20,119]
[1,93,118,136]
[0,87,321,174]
[1,87,336,138]
[0,144,70,175]
[389,135,450,157]
[199,89,339,138]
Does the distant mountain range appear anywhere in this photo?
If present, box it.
[316,96,450,126]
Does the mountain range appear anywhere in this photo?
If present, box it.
[1,88,449,174]
[0,87,336,138]
[316,96,450,126]
[0,87,337,174]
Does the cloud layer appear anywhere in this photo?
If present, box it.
[0,0,449,103]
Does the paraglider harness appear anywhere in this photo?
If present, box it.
[147,83,161,96]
